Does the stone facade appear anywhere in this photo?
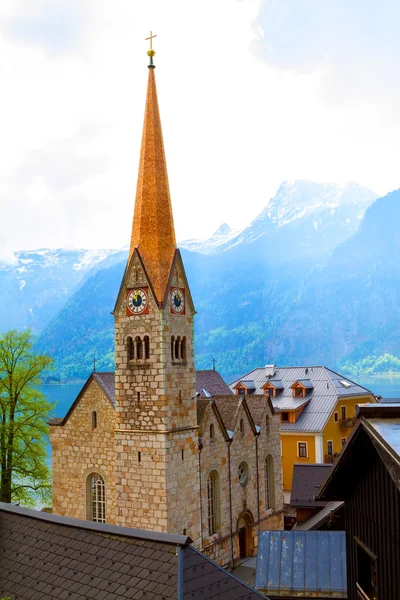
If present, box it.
[50,378,116,523]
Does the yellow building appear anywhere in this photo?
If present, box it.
[230,365,375,503]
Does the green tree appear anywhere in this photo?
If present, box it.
[0,330,54,506]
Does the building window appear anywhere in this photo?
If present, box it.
[341,437,347,447]
[210,423,215,440]
[86,473,105,523]
[294,387,304,397]
[334,412,338,423]
[341,406,346,419]
[240,418,244,434]
[281,412,289,423]
[356,539,377,600]
[171,336,175,360]
[237,387,245,395]
[265,454,275,510]
[264,387,275,398]
[175,336,181,360]
[298,442,308,458]
[91,411,97,430]
[207,470,220,535]
[327,441,333,456]
[238,461,249,485]
[144,336,150,360]
[135,336,143,360]
[181,337,187,361]
[127,336,134,361]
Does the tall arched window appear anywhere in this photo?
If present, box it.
[136,336,143,360]
[87,473,105,523]
[175,336,181,360]
[91,411,97,430]
[181,336,187,361]
[171,336,175,360]
[207,470,220,535]
[144,336,150,360]
[127,336,134,361]
[265,455,275,510]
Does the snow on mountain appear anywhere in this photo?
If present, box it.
[179,223,243,254]
[183,180,377,257]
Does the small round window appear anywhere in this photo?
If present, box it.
[238,461,249,486]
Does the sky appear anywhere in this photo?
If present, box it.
[1,0,400,261]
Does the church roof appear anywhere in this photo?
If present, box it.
[129,66,177,304]
[0,502,264,599]
[196,370,233,397]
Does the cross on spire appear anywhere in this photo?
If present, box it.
[146,31,157,67]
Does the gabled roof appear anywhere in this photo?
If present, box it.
[263,379,284,389]
[291,379,314,389]
[294,501,344,531]
[0,503,264,599]
[255,530,347,597]
[291,463,333,508]
[245,395,275,427]
[230,366,374,433]
[320,404,400,500]
[233,379,256,390]
[196,370,233,397]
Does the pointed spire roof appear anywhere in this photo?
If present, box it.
[129,65,177,304]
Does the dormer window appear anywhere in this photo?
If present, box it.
[238,388,245,396]
[291,380,313,398]
[294,387,304,397]
[234,380,256,395]
[281,412,289,423]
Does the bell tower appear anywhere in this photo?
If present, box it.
[113,36,200,543]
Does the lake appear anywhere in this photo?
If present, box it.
[40,375,400,420]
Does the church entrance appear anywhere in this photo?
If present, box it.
[237,511,254,559]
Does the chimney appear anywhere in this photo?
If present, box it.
[265,364,276,378]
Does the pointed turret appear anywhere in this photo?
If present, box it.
[129,61,177,304]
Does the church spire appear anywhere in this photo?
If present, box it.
[129,35,177,304]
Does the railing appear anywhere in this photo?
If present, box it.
[339,417,355,428]
[324,454,335,464]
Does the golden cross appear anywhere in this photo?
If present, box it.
[145,31,157,51]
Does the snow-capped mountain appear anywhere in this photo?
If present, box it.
[179,223,242,254]
[0,247,127,333]
[181,181,377,259]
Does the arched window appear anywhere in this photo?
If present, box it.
[210,423,215,440]
[171,336,175,360]
[127,336,134,361]
[240,418,244,434]
[144,336,150,360]
[87,473,105,523]
[265,455,275,510]
[175,336,181,360]
[207,470,220,535]
[135,336,143,360]
[91,411,97,430]
[181,337,187,361]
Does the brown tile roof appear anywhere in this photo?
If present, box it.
[196,397,211,434]
[213,396,241,432]
[196,370,233,397]
[0,503,264,599]
[245,396,269,427]
[129,67,177,304]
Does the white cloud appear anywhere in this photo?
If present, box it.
[0,0,399,261]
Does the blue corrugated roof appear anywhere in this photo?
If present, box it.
[255,531,347,597]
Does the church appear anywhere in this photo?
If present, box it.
[49,42,283,568]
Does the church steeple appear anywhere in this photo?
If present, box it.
[129,48,176,305]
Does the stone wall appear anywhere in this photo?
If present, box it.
[50,379,116,523]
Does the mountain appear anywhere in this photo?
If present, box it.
[35,187,400,383]
[0,248,126,333]
[180,223,242,254]
[182,181,377,261]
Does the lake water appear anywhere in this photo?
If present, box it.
[40,375,400,420]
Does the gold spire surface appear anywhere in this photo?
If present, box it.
[129,65,177,304]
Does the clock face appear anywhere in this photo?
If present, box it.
[127,288,148,315]
[170,287,185,314]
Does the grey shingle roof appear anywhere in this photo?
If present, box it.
[230,366,374,433]
[378,397,400,403]
[0,503,264,600]
[294,501,344,531]
[290,463,333,508]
